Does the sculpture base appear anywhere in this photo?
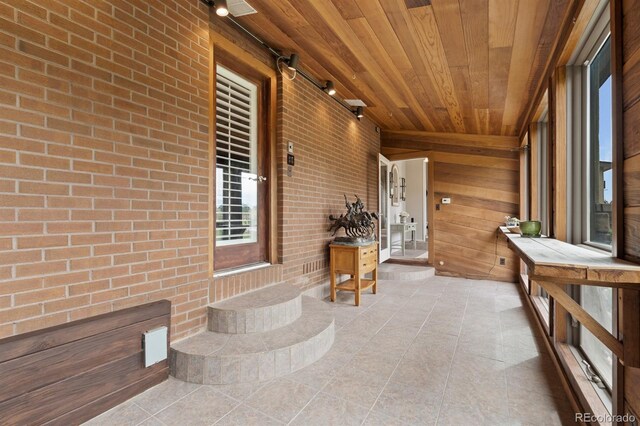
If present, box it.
[332,236,376,246]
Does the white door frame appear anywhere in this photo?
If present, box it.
[379,154,392,262]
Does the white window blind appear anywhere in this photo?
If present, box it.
[215,65,258,246]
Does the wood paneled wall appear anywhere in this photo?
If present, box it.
[623,0,640,264]
[621,0,640,417]
[431,153,520,282]
[0,300,170,425]
[381,132,520,282]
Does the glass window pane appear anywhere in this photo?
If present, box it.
[215,66,258,247]
[579,285,613,388]
[588,37,612,246]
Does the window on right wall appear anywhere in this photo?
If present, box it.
[587,36,613,248]
[567,1,614,398]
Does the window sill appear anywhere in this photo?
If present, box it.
[213,262,271,278]
[556,343,612,424]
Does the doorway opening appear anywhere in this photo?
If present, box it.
[379,155,429,265]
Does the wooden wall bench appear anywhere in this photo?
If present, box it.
[0,300,170,425]
[500,227,640,422]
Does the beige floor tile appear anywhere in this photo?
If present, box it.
[131,377,201,415]
[289,392,370,426]
[206,380,269,401]
[362,410,408,426]
[389,357,450,391]
[373,381,441,424]
[155,386,237,426]
[323,365,388,409]
[214,404,283,425]
[456,331,504,361]
[244,378,317,423]
[437,401,512,425]
[83,402,150,426]
[136,416,165,426]
[506,365,566,398]
[507,386,574,426]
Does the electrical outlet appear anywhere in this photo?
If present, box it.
[499,257,506,266]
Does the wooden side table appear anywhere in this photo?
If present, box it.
[329,242,378,306]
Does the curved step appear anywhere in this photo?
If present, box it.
[377,263,435,281]
[171,296,334,385]
[208,283,302,334]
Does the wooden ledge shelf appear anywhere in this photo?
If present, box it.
[498,227,640,288]
[500,226,640,368]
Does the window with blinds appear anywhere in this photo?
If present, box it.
[215,65,258,246]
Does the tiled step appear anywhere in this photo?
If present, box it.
[170,296,334,385]
[377,263,436,281]
[208,283,302,334]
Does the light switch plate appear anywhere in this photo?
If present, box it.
[442,197,451,204]
[143,326,168,367]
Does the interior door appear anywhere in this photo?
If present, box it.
[379,154,392,262]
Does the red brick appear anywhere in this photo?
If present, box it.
[0,304,42,323]
[21,153,69,170]
[44,295,90,313]
[17,235,68,249]
[15,287,66,305]
[0,277,43,295]
[15,312,67,334]
[70,256,112,271]
[19,181,69,196]
[0,194,44,207]
[45,246,91,261]
[15,260,67,277]
[43,271,90,288]
[0,250,42,265]
[69,280,110,296]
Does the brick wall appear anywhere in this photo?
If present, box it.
[0,3,380,341]
[278,76,380,291]
[0,1,211,340]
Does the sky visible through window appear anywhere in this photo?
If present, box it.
[599,75,612,203]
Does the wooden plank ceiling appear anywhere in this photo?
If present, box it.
[231,0,572,136]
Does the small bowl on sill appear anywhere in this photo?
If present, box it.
[506,225,521,234]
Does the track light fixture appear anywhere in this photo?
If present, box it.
[200,1,362,121]
[323,80,336,96]
[215,0,229,16]
[286,53,299,71]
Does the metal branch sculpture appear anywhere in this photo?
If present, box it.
[328,194,379,244]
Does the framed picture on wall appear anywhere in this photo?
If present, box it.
[390,164,399,206]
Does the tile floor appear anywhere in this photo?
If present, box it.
[85,275,574,426]
[391,248,428,259]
